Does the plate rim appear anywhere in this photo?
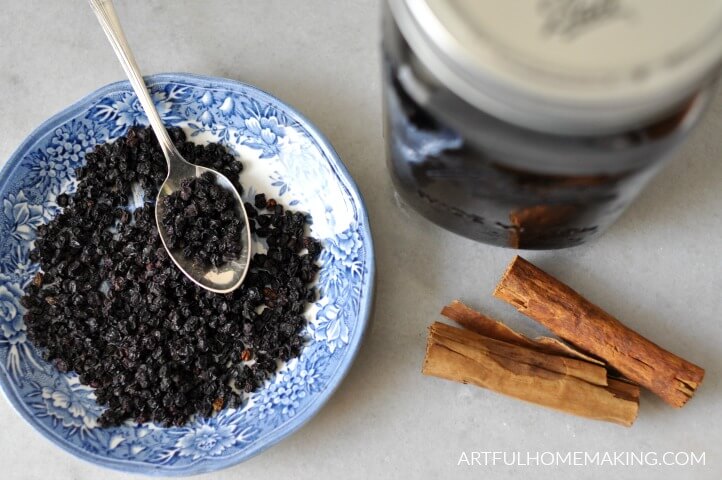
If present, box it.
[0,72,375,476]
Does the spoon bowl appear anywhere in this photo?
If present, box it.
[90,0,252,292]
[155,159,252,293]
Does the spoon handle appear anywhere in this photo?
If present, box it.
[89,0,177,166]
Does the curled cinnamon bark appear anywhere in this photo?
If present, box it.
[430,322,608,386]
[423,322,639,426]
[493,256,705,408]
[441,300,604,365]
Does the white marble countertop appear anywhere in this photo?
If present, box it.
[1,1,720,479]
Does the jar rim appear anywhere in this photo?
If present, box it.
[388,0,722,135]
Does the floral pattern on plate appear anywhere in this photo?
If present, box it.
[0,73,373,476]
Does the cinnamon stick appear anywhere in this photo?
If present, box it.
[430,322,608,386]
[508,204,579,249]
[493,256,705,408]
[441,300,604,366]
[423,323,639,426]
[607,378,641,403]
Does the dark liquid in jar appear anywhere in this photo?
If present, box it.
[382,10,711,249]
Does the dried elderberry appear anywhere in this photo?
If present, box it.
[161,172,244,268]
[22,126,321,427]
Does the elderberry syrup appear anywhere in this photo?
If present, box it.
[383,0,722,249]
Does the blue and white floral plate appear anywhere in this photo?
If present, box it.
[0,73,374,475]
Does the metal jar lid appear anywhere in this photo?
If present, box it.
[387,0,722,135]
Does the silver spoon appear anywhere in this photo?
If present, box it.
[89,0,251,293]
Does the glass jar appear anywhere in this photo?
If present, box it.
[382,0,722,249]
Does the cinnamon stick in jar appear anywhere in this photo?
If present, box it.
[493,256,705,408]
